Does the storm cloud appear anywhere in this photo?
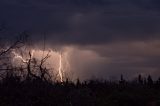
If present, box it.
[0,0,160,44]
[1,0,160,80]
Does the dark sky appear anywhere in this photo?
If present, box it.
[1,0,160,80]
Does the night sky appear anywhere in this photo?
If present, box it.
[1,0,160,80]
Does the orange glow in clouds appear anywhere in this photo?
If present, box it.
[12,48,71,82]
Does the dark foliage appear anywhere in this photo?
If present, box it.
[0,74,160,106]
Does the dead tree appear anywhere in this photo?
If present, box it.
[0,33,28,79]
[0,31,54,82]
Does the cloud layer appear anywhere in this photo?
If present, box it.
[1,0,160,44]
[1,0,160,80]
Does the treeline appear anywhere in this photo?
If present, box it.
[0,73,160,106]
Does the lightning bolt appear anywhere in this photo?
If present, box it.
[58,53,63,82]
[12,50,35,63]
[12,51,28,63]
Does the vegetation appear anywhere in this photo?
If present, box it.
[1,74,160,106]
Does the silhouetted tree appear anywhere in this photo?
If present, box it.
[157,77,160,85]
[0,33,28,80]
[147,75,153,86]
[119,74,125,84]
[138,74,143,85]
[76,78,81,87]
